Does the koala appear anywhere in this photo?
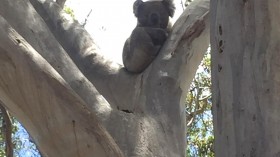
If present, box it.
[122,0,175,73]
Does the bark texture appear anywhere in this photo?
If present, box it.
[0,102,13,157]
[211,0,280,156]
[0,0,210,156]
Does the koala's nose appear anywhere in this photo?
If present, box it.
[150,13,160,26]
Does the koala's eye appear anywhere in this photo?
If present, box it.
[149,13,160,26]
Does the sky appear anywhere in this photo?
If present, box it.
[65,0,185,63]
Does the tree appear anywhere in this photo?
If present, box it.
[0,0,209,156]
[0,103,13,157]
[186,51,214,157]
[211,0,280,156]
[0,108,41,157]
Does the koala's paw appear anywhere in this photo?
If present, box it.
[122,28,163,73]
[144,27,168,45]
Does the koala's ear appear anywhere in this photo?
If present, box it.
[133,0,144,17]
[162,0,176,17]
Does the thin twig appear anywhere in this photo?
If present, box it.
[82,9,93,27]
[181,0,185,10]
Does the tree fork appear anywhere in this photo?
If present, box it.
[0,0,210,156]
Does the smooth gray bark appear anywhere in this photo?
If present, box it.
[211,0,280,156]
[0,0,210,156]
[0,16,123,157]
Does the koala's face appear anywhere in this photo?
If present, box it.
[134,0,174,29]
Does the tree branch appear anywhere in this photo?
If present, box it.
[29,0,210,111]
[137,0,209,119]
[0,16,124,157]
[56,0,66,8]
[154,0,210,91]
[0,102,13,157]
[29,0,138,109]
[0,0,112,118]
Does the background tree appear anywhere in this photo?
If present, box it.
[211,0,280,156]
[0,103,13,157]
[0,0,209,156]
[186,51,214,157]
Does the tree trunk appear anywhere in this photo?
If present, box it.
[0,0,209,156]
[211,0,280,156]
